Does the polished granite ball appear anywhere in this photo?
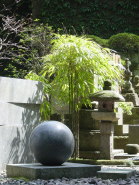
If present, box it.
[30,121,75,165]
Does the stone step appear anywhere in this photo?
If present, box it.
[97,168,136,180]
[113,149,124,155]
[114,152,139,159]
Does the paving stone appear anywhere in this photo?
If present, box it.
[97,168,136,180]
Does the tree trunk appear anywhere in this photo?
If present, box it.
[31,0,42,19]
[72,110,79,159]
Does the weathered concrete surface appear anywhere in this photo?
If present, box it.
[0,124,37,171]
[0,102,40,126]
[0,77,43,104]
[6,162,101,179]
[0,77,43,171]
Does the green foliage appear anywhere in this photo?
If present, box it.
[108,33,139,54]
[18,22,54,75]
[11,21,54,78]
[0,19,54,78]
[12,177,29,182]
[86,35,108,48]
[116,102,133,115]
[40,0,139,38]
[41,34,122,110]
[118,102,133,115]
[27,34,122,158]
[26,34,122,123]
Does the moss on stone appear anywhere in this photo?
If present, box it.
[69,158,135,166]
[91,90,125,102]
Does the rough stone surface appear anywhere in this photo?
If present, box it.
[99,122,114,160]
[114,136,128,150]
[30,121,75,165]
[129,125,139,144]
[79,151,101,159]
[79,109,99,130]
[91,112,121,121]
[79,130,100,151]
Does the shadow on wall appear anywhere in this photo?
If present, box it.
[7,83,43,164]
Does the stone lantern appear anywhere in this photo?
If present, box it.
[91,81,125,159]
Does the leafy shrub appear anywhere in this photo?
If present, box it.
[86,35,108,48]
[27,34,122,117]
[41,0,139,38]
[108,33,139,54]
[16,22,55,76]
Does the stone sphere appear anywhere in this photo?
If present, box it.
[30,121,75,165]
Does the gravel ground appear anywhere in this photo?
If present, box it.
[1,166,139,185]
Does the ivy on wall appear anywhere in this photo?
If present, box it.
[41,0,139,38]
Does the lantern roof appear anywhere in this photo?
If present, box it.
[90,90,125,102]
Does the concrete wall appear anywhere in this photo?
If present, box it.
[0,77,43,171]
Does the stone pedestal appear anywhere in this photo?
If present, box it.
[100,121,114,159]
[92,112,120,160]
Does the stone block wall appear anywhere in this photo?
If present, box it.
[0,77,43,171]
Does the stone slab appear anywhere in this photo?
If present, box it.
[6,162,101,180]
[91,112,120,121]
[114,153,139,159]
[0,77,43,104]
[97,168,136,180]
[113,149,124,155]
